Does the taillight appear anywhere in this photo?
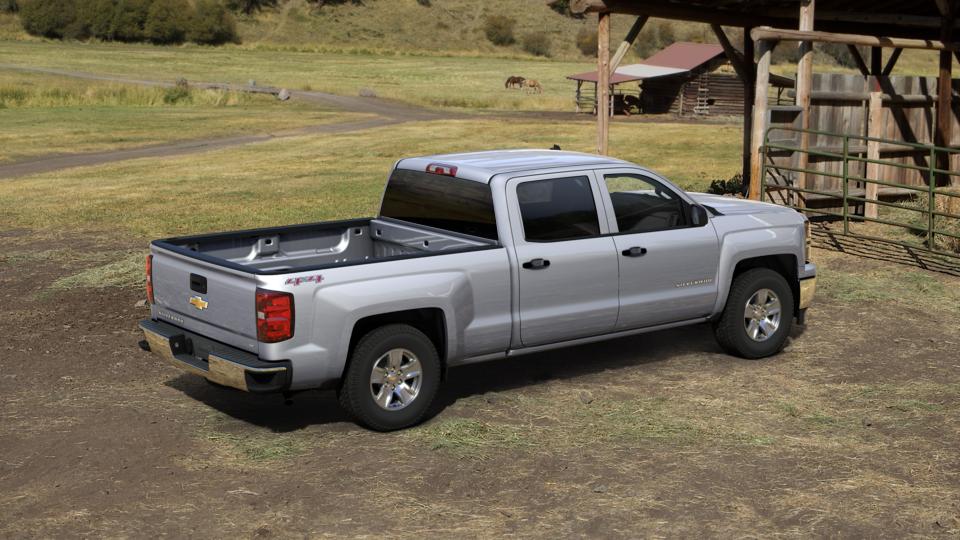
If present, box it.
[256,288,294,343]
[426,162,458,176]
[145,254,154,304]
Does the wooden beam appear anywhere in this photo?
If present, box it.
[749,39,773,200]
[710,24,749,82]
[865,91,883,219]
[870,46,883,75]
[597,11,610,155]
[750,27,960,51]
[742,27,755,192]
[610,16,648,74]
[882,48,903,76]
[795,1,815,205]
[934,0,951,17]
[846,44,870,76]
[572,1,956,39]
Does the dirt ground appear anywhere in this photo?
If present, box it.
[1,229,959,538]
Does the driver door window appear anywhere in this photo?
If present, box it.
[604,174,687,234]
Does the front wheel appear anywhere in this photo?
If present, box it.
[339,324,441,431]
[713,268,794,359]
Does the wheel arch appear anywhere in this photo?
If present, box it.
[342,308,448,381]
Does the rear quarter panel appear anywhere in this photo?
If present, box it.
[258,247,512,390]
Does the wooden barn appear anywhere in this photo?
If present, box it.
[567,41,792,116]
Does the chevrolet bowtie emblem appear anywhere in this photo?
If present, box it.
[189,296,208,310]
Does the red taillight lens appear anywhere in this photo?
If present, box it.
[145,254,154,304]
[256,288,294,343]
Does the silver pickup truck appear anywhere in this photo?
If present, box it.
[139,149,816,430]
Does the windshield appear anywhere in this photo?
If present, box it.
[380,168,498,241]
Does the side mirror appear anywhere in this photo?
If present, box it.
[690,204,709,226]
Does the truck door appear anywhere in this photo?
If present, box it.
[598,170,721,329]
[507,172,619,347]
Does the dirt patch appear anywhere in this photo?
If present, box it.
[1,233,959,537]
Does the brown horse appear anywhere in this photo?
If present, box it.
[505,76,525,89]
[522,79,543,94]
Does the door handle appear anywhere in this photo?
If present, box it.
[522,258,551,270]
[621,246,647,257]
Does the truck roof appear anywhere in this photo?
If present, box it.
[396,149,631,183]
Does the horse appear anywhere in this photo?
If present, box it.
[504,76,525,89]
[522,79,543,94]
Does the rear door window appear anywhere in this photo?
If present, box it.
[516,176,601,242]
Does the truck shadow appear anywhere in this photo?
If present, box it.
[165,322,806,433]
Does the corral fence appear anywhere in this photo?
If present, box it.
[761,126,960,260]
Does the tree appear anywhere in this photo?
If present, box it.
[575,27,597,56]
[110,0,151,41]
[225,0,276,15]
[145,0,190,44]
[1,0,18,13]
[187,0,238,45]
[483,15,515,46]
[522,31,551,57]
[84,0,119,39]
[19,0,77,38]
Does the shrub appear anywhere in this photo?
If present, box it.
[547,0,582,18]
[163,77,190,104]
[483,15,515,46]
[110,0,151,41]
[707,174,745,196]
[522,31,551,57]
[633,20,675,58]
[416,0,430,5]
[82,0,118,39]
[145,0,190,44]
[1,0,18,13]
[225,0,276,15]
[575,27,597,56]
[20,0,77,38]
[187,0,238,45]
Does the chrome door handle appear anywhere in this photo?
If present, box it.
[522,258,551,269]
[621,246,647,257]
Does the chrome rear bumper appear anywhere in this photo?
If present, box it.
[139,319,290,393]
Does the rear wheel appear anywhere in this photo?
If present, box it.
[339,324,440,431]
[713,268,794,359]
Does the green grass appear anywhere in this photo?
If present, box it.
[0,71,361,162]
[0,118,742,238]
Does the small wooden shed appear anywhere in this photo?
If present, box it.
[568,42,792,116]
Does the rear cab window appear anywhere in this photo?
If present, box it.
[380,168,498,240]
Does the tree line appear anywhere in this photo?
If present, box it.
[17,0,239,45]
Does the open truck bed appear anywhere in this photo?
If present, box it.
[155,217,495,275]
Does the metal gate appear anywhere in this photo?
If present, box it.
[761,126,960,260]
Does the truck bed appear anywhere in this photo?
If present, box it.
[154,217,496,274]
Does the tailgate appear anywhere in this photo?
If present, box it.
[150,247,260,354]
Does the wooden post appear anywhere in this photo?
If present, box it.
[795,0,815,206]
[749,39,773,200]
[936,11,953,186]
[865,90,882,219]
[597,11,611,155]
[743,27,755,191]
[610,16,648,75]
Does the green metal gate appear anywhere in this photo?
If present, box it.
[761,126,960,259]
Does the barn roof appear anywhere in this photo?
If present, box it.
[566,41,724,83]
[641,42,724,70]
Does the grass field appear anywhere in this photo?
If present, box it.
[0,71,361,162]
[0,117,741,238]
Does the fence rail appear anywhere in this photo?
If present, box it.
[761,126,960,259]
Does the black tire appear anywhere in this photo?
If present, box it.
[338,324,441,431]
[713,268,794,359]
